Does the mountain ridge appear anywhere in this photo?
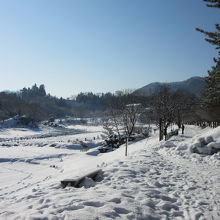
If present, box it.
[134,76,207,97]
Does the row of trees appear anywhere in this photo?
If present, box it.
[102,88,198,141]
[75,92,116,111]
[151,88,198,140]
[0,92,46,121]
[0,84,74,121]
[20,84,46,101]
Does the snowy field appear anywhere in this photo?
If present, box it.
[0,124,220,220]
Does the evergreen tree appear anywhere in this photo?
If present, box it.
[39,84,46,97]
[197,0,220,120]
[196,1,220,54]
[31,84,39,96]
[204,59,220,107]
[203,0,220,8]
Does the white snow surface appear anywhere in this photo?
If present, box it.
[0,125,220,219]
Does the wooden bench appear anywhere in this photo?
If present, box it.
[166,129,179,140]
[61,169,102,188]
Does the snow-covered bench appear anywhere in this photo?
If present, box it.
[61,169,102,188]
[166,129,179,140]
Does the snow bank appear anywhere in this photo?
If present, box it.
[0,116,20,128]
[189,126,220,155]
[160,126,220,156]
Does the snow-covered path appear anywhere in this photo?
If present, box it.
[0,126,220,219]
[159,145,220,220]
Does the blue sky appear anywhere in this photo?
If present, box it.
[0,0,219,98]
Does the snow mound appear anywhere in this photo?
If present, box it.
[0,115,37,128]
[159,126,220,158]
[190,127,220,155]
[0,116,20,128]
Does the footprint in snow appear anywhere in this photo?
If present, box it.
[113,207,131,214]
[160,202,179,211]
[37,204,50,210]
[139,198,155,208]
[154,181,166,188]
[27,205,33,209]
[159,195,177,203]
[57,205,84,213]
[108,198,121,204]
[38,198,44,204]
[102,211,120,218]
[83,201,104,207]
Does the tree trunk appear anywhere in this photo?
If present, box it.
[159,118,163,141]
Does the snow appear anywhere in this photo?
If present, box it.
[0,116,22,128]
[0,124,220,219]
[0,128,44,139]
[160,125,220,159]
[65,124,103,133]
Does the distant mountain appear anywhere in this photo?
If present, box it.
[134,77,207,97]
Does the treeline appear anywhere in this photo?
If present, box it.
[0,92,45,121]
[0,84,72,121]
[75,92,114,111]
[0,77,219,126]
[19,84,71,118]
[75,88,206,122]
[74,90,152,111]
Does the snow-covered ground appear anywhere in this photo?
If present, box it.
[0,124,220,219]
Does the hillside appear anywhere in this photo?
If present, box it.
[135,76,206,97]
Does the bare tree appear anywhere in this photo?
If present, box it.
[122,103,143,137]
[152,87,176,141]
[102,109,123,139]
[103,91,143,140]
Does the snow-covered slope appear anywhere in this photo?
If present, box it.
[0,125,220,219]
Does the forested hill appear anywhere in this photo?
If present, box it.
[134,77,206,97]
[0,84,72,121]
